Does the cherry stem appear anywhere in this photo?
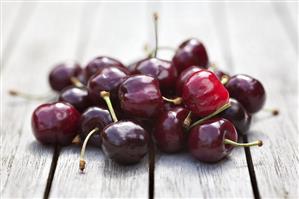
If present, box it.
[70,77,84,88]
[220,75,230,85]
[188,103,231,130]
[224,139,263,147]
[153,12,159,58]
[100,91,118,122]
[79,127,99,172]
[8,89,52,100]
[72,135,81,145]
[209,63,217,72]
[162,96,183,105]
[263,108,279,116]
[183,111,192,128]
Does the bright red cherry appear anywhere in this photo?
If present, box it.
[154,107,189,153]
[85,56,125,79]
[132,58,177,92]
[118,75,164,118]
[172,38,209,73]
[225,74,266,114]
[49,61,82,92]
[188,118,262,163]
[176,66,201,95]
[182,70,229,117]
[31,102,80,146]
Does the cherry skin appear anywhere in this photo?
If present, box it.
[182,70,229,117]
[176,66,201,96]
[225,74,266,114]
[132,58,177,92]
[118,75,164,118]
[87,66,129,105]
[127,58,148,73]
[172,38,209,73]
[31,102,80,146]
[188,118,238,163]
[49,61,82,92]
[85,56,125,79]
[79,107,113,147]
[59,86,91,113]
[219,98,252,134]
[154,107,189,153]
[101,121,149,164]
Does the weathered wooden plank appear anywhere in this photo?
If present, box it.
[1,3,84,197]
[225,2,298,198]
[49,3,150,198]
[154,2,253,198]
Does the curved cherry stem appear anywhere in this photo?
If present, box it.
[8,89,53,101]
[162,96,183,105]
[188,103,231,130]
[100,91,118,122]
[79,127,99,172]
[263,108,279,116]
[183,111,192,128]
[224,139,263,147]
[153,12,159,58]
[70,77,85,88]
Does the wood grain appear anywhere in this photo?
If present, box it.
[1,3,84,197]
[225,2,298,198]
[49,3,151,198]
[154,2,253,198]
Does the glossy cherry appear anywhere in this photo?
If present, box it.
[59,86,91,113]
[49,61,82,92]
[225,74,266,114]
[219,98,252,134]
[176,66,201,95]
[87,66,129,105]
[127,58,147,73]
[154,107,189,153]
[188,118,262,163]
[172,38,209,73]
[85,56,125,79]
[118,75,164,118]
[31,102,80,146]
[182,69,229,117]
[79,107,112,147]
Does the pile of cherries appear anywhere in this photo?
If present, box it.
[12,14,273,171]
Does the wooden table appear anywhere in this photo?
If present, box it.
[1,1,298,198]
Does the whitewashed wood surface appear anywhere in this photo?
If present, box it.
[1,1,298,198]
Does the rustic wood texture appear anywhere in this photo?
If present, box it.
[1,2,298,198]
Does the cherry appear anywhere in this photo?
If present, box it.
[85,56,125,79]
[59,86,91,113]
[118,75,164,118]
[127,58,147,73]
[31,102,80,146]
[214,69,230,83]
[79,107,113,147]
[132,13,177,92]
[49,61,82,92]
[87,66,129,105]
[176,66,201,95]
[219,98,252,134]
[188,118,262,163]
[172,38,209,73]
[225,74,266,114]
[182,69,229,117]
[154,107,189,153]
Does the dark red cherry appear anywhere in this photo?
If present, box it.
[49,61,82,92]
[85,56,125,79]
[176,66,201,95]
[182,70,229,117]
[188,118,238,162]
[31,102,80,146]
[132,58,177,91]
[219,98,252,134]
[59,86,91,113]
[225,74,266,114]
[118,75,164,118]
[154,107,189,153]
[172,38,209,73]
[213,69,230,82]
[101,121,149,164]
[87,66,129,105]
[79,107,113,147]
